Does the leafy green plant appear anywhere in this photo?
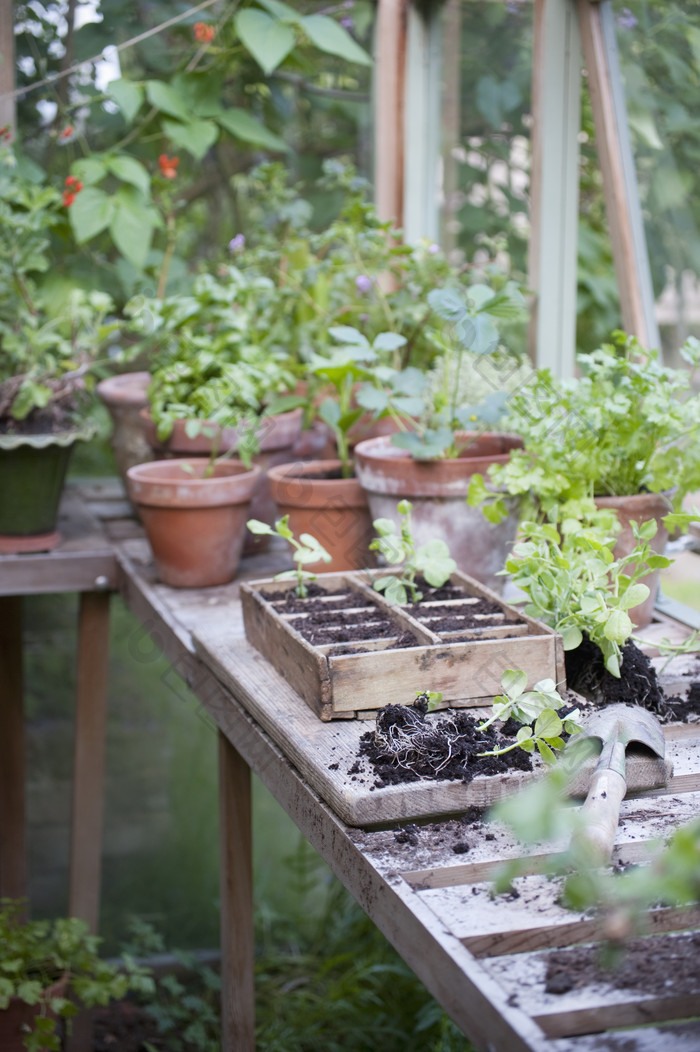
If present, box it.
[356,282,527,460]
[504,512,672,676]
[469,334,700,524]
[369,500,457,604]
[306,326,408,477]
[0,150,117,429]
[246,516,331,597]
[475,669,581,765]
[0,899,153,1052]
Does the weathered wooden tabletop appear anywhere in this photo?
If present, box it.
[87,480,700,1052]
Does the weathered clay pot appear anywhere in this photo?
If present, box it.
[267,460,377,572]
[96,371,153,485]
[126,458,261,588]
[139,408,304,553]
[595,490,672,628]
[353,432,523,591]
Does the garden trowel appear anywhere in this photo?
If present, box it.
[565,704,670,864]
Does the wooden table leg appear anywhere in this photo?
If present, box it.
[0,596,27,907]
[218,731,255,1052]
[68,591,110,932]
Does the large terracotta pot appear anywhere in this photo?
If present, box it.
[353,432,523,591]
[96,371,153,486]
[126,458,261,588]
[139,408,304,553]
[595,490,672,628]
[267,460,377,572]
[0,425,95,554]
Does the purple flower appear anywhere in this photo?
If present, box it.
[616,8,638,29]
[355,274,372,294]
[228,234,245,252]
[428,243,440,254]
[340,16,354,29]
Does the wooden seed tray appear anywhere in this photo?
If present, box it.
[240,569,566,721]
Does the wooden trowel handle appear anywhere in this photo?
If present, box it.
[577,768,627,864]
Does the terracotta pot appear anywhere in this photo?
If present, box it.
[0,975,67,1052]
[139,408,304,553]
[126,458,261,588]
[353,432,524,591]
[139,407,303,457]
[595,490,673,628]
[96,371,153,486]
[267,460,377,572]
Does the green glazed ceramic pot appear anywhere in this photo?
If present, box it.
[0,425,95,552]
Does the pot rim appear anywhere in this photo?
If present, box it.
[353,430,523,466]
[126,457,261,509]
[0,422,97,450]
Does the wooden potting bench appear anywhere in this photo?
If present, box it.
[3,483,700,1051]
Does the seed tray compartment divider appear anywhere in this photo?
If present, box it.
[240,569,566,721]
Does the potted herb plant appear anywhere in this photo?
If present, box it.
[265,327,406,571]
[126,452,261,588]
[127,272,303,551]
[469,334,700,624]
[353,282,528,590]
[0,899,153,1052]
[0,153,116,552]
[503,509,673,711]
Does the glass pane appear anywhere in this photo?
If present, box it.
[612,1,700,359]
[438,0,534,296]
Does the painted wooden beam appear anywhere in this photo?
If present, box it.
[577,0,660,350]
[374,0,408,224]
[402,7,442,243]
[528,0,582,376]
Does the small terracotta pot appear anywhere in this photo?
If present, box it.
[267,460,377,572]
[353,432,523,590]
[139,408,304,553]
[96,371,153,485]
[126,459,261,588]
[595,490,673,628]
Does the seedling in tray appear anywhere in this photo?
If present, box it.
[246,516,331,597]
[370,499,457,603]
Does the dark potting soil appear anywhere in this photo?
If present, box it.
[329,630,420,656]
[408,597,503,620]
[358,702,533,788]
[544,931,700,997]
[291,466,353,481]
[265,584,367,613]
[290,612,399,645]
[564,636,677,720]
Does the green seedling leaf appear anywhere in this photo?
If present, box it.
[235,9,296,74]
[246,519,276,536]
[604,608,634,644]
[501,669,527,700]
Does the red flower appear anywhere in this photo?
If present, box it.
[62,176,84,205]
[0,125,11,142]
[158,153,179,179]
[60,125,74,139]
[193,22,215,43]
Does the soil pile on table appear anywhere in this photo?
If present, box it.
[359,702,533,787]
